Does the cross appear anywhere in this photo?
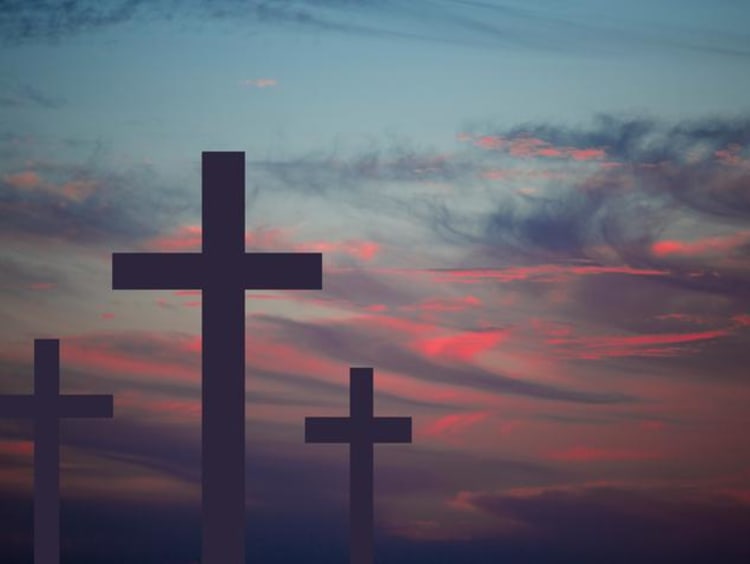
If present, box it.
[305,367,412,564]
[0,339,113,564]
[112,151,323,564]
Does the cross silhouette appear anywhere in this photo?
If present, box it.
[0,339,113,564]
[112,151,323,564]
[305,367,412,564]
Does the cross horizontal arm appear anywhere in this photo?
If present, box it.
[305,417,351,443]
[113,253,205,289]
[113,252,323,290]
[58,395,114,418]
[372,417,412,443]
[240,253,323,290]
[0,395,36,418]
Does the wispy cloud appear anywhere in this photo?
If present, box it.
[256,314,632,404]
[452,483,750,561]
[241,78,278,89]
[545,445,661,462]
[0,82,65,109]
[3,0,748,58]
[0,156,196,246]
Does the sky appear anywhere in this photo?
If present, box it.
[1,1,750,562]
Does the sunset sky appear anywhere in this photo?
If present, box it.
[2,1,750,562]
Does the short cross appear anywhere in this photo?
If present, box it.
[0,339,113,564]
[112,151,323,564]
[305,367,412,564]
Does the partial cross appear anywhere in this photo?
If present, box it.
[0,339,114,564]
[112,151,323,564]
[305,367,412,564]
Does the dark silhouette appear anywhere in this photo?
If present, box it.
[305,367,412,564]
[112,152,323,564]
[0,339,113,564]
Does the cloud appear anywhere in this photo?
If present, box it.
[453,484,750,561]
[0,254,72,296]
[0,82,65,109]
[255,314,633,404]
[651,231,750,258]
[430,264,669,284]
[412,328,510,362]
[2,170,41,188]
[545,446,661,462]
[142,223,380,263]
[475,114,750,165]
[257,115,750,252]
[460,133,607,161]
[0,0,150,44]
[421,411,488,439]
[5,0,745,61]
[422,116,750,308]
[0,157,196,246]
[241,78,278,88]
[247,115,750,383]
[546,328,733,360]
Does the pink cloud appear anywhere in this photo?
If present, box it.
[480,168,512,180]
[569,147,607,161]
[472,135,506,150]
[422,411,488,439]
[244,227,291,249]
[548,328,731,359]
[433,264,668,284]
[2,170,98,202]
[143,224,379,262]
[507,137,548,157]
[546,445,661,462]
[303,239,381,261]
[409,295,481,313]
[651,231,750,258]
[241,78,278,88]
[3,170,41,189]
[529,318,573,338]
[144,225,202,251]
[535,147,563,158]
[115,389,200,425]
[412,328,510,362]
[143,225,291,252]
[714,143,747,166]
[355,312,435,339]
[62,334,201,384]
[173,290,201,296]
[59,179,98,202]
[640,420,666,431]
[447,490,481,512]
[655,313,710,324]
[461,133,606,161]
[0,439,33,458]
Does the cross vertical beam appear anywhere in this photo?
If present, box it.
[305,367,412,564]
[35,339,60,564]
[112,151,323,564]
[351,368,374,564]
[0,339,114,564]
[201,152,246,563]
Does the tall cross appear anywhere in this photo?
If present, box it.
[0,339,114,564]
[112,151,323,564]
[305,367,412,564]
